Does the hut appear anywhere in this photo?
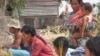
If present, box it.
[20,0,60,28]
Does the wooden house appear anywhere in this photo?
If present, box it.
[19,0,60,28]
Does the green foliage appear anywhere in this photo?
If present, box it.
[0,0,4,8]
[0,0,26,18]
[97,16,100,35]
[97,3,100,15]
[65,0,70,2]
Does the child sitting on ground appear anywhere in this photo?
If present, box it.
[53,36,85,56]
[53,36,74,56]
[71,3,97,47]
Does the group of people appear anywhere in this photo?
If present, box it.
[4,25,53,56]
[53,0,100,56]
[5,25,100,56]
[0,0,99,56]
[61,0,98,47]
[53,36,100,56]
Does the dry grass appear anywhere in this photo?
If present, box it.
[36,26,69,56]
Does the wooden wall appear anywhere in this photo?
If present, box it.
[20,0,60,28]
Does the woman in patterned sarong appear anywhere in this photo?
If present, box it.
[71,3,97,47]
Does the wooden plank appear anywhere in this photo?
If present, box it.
[28,0,59,2]
[21,0,59,16]
[26,1,59,6]
[21,6,58,16]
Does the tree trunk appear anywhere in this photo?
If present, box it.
[0,0,13,45]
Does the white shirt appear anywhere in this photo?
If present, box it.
[65,48,75,56]
[65,47,85,56]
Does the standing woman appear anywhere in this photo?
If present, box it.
[64,0,83,47]
[21,25,53,56]
[64,0,83,35]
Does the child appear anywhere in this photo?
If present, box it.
[53,36,74,56]
[53,36,85,56]
[71,3,97,47]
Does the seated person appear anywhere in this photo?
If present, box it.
[21,25,53,56]
[71,3,97,47]
[85,36,100,56]
[53,36,84,56]
[4,27,30,56]
[4,27,22,49]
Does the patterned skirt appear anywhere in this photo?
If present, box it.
[64,23,75,30]
[86,21,97,31]
[64,21,97,31]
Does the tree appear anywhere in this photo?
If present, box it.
[97,3,100,15]
[0,0,26,18]
[0,0,26,44]
[97,2,100,35]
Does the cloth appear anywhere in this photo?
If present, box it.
[67,10,82,24]
[64,24,75,30]
[65,47,85,56]
[65,48,75,56]
[9,49,30,56]
[86,21,97,31]
[64,10,82,30]
[31,35,53,56]
[20,42,32,52]
[71,47,85,56]
[63,12,73,29]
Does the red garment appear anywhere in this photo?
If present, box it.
[67,10,82,24]
[31,36,53,56]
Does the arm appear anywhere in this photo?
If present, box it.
[11,32,22,49]
[81,17,87,37]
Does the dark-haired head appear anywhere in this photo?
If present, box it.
[82,3,93,13]
[85,36,100,56]
[53,36,69,55]
[21,25,36,37]
[21,25,47,44]
[70,0,83,5]
[70,0,83,13]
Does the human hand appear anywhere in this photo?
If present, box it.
[3,45,11,49]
